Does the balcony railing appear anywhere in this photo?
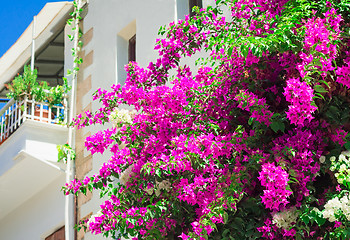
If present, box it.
[0,95,68,144]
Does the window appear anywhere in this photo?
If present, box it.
[189,0,203,17]
[128,34,136,62]
[117,20,136,84]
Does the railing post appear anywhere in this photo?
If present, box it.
[23,95,28,122]
[0,112,3,142]
[17,100,22,127]
[63,96,68,124]
[4,108,8,138]
[9,105,12,133]
[40,101,43,122]
[48,104,52,123]
[31,98,35,121]
[0,99,16,144]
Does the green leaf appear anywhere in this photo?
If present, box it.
[309,209,326,226]
[270,121,285,133]
[345,141,350,150]
[228,46,234,56]
[314,214,326,226]
[301,214,310,225]
[223,211,228,224]
[319,80,330,88]
[314,85,328,93]
[96,182,103,189]
[248,117,255,125]
[241,44,249,58]
[296,233,304,240]
[314,92,325,100]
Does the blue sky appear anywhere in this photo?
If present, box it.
[0,0,69,58]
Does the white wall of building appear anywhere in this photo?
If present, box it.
[79,1,178,239]
[0,121,67,176]
[0,175,66,240]
[78,1,219,239]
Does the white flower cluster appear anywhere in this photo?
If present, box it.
[119,164,134,185]
[272,207,298,230]
[87,210,103,227]
[323,194,350,222]
[145,180,171,196]
[108,108,136,127]
[319,155,326,163]
[330,151,350,185]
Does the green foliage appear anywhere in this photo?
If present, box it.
[300,208,326,227]
[57,143,76,163]
[6,65,68,106]
[270,113,286,133]
[210,198,265,240]
[66,0,84,74]
[323,96,350,126]
[6,65,38,101]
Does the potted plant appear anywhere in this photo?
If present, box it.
[5,65,69,122]
[6,65,38,101]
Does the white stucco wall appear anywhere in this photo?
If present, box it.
[79,1,178,239]
[0,175,66,240]
[78,1,219,239]
[0,121,68,176]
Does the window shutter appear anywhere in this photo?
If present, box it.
[128,34,136,62]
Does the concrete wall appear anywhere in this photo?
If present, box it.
[0,121,67,176]
[0,175,66,240]
[75,1,178,239]
[75,1,219,239]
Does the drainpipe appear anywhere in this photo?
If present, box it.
[31,16,36,71]
[65,0,82,239]
[174,0,178,24]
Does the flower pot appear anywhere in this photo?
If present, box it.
[34,107,55,123]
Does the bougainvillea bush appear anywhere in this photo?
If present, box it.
[64,0,350,239]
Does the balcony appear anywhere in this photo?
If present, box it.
[0,96,68,143]
[0,96,68,220]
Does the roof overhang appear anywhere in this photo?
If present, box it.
[0,2,73,91]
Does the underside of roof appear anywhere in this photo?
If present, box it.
[0,2,73,97]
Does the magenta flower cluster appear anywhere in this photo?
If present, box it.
[258,163,292,211]
[235,90,273,126]
[298,8,342,78]
[336,57,350,88]
[283,78,317,126]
